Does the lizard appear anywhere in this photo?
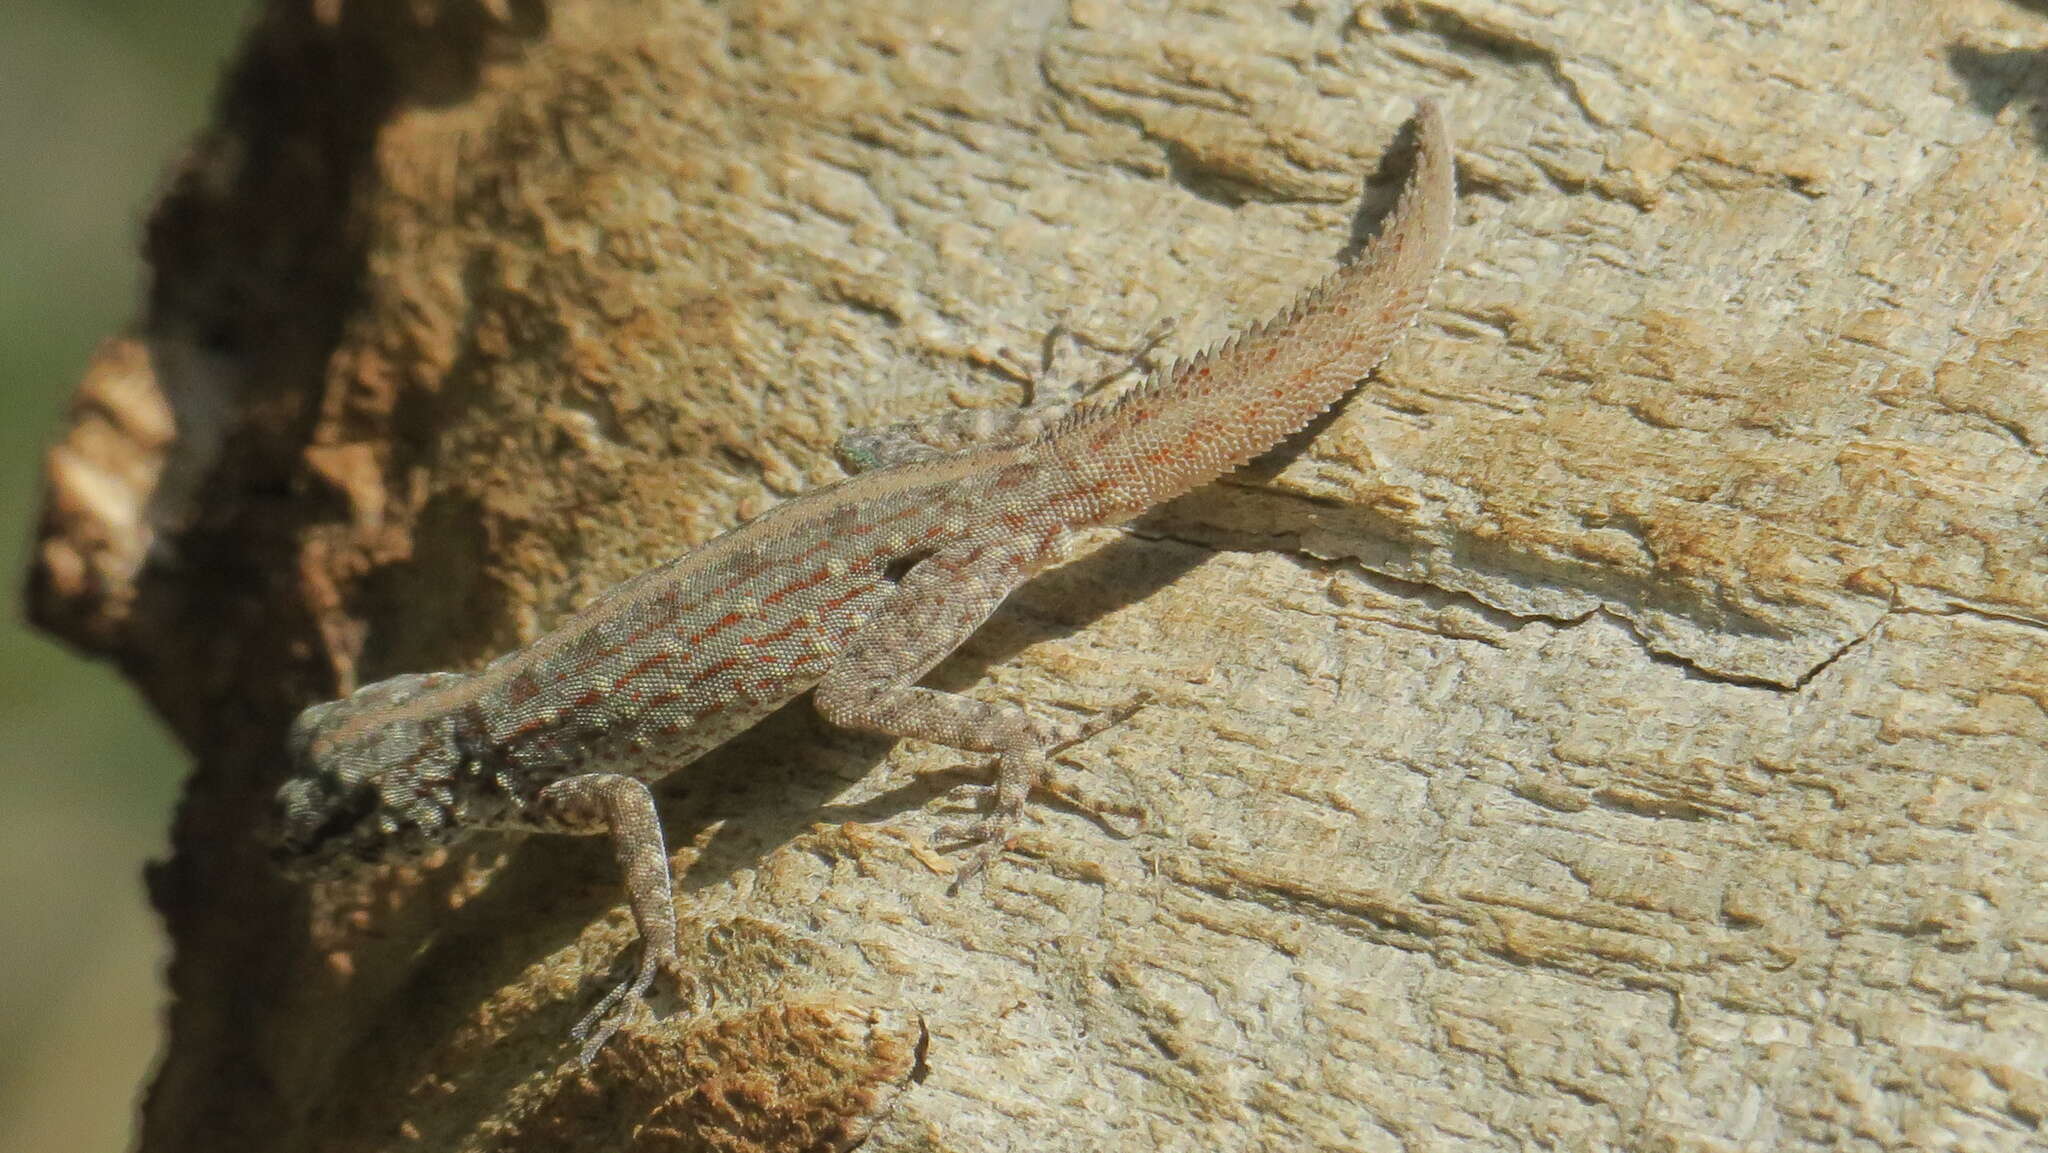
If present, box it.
[274,98,1456,1064]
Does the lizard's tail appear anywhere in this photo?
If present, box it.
[1055,99,1454,522]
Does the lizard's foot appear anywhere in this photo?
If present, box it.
[834,327,1174,475]
[934,807,1022,890]
[571,967,654,1066]
[1048,690,1152,755]
[1023,316,1178,405]
[933,691,1153,889]
[571,952,690,1065]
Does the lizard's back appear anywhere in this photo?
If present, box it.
[454,443,1067,784]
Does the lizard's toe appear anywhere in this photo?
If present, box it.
[934,813,1019,891]
[572,964,659,1065]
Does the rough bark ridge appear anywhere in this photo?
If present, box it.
[27,0,2048,1150]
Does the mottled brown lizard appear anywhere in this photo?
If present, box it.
[274,99,1456,1063]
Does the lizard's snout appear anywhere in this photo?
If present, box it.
[270,774,377,875]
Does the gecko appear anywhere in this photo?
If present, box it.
[274,99,1455,1063]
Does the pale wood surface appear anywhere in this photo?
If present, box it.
[30,1,2048,1149]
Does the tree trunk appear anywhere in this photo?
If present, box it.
[29,1,2048,1149]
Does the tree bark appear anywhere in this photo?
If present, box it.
[28,1,2048,1150]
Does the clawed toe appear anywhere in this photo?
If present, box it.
[948,844,1002,890]
[572,964,659,1065]
[947,831,1010,890]
[940,781,995,810]
[932,816,1015,889]
[932,817,998,848]
[572,997,635,1065]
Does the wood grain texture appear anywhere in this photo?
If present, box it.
[27,1,2048,1150]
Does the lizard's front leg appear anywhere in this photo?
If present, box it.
[814,538,1137,884]
[526,772,685,1063]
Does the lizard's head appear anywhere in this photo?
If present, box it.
[272,671,472,878]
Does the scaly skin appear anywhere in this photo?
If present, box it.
[275,99,1456,1063]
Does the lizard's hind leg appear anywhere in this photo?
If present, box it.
[812,538,1137,884]
[834,318,1174,473]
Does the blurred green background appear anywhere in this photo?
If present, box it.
[2,1,248,1148]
